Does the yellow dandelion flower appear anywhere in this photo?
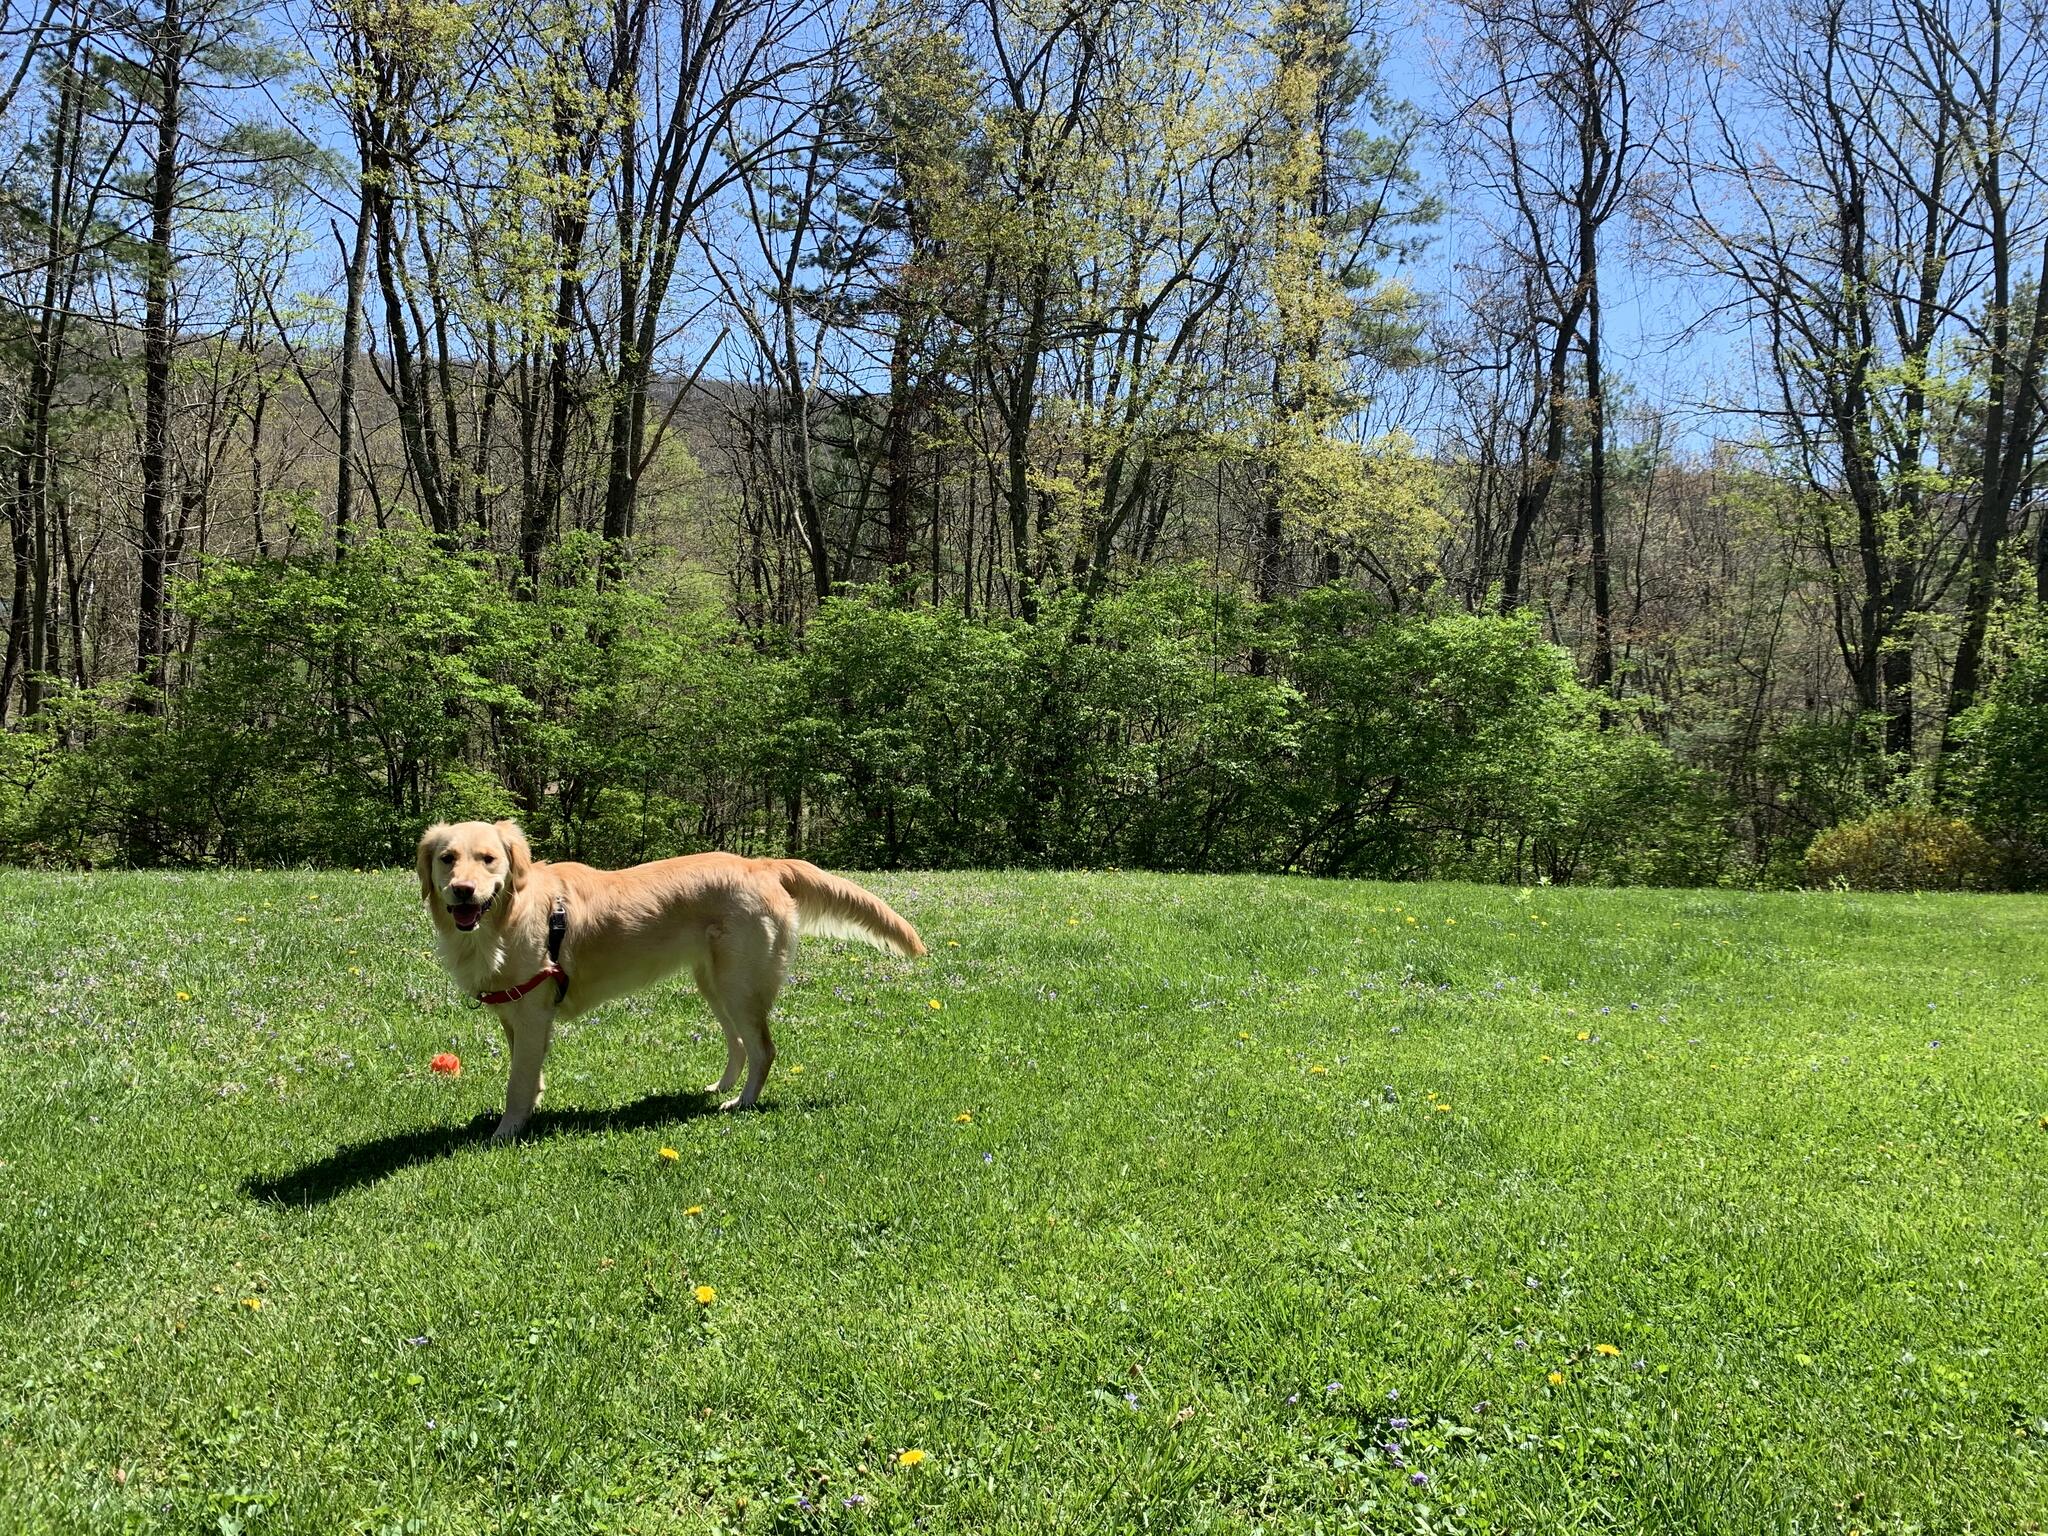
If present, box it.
[1540,1054,1553,1062]
[955,1111,973,1123]
[1576,1031,1590,1041]
[928,999,943,1010]
[1595,1343,1621,1357]
[176,991,191,1001]
[947,940,960,947]
[1310,1065,1328,1075]
[1434,1103,1452,1112]
[685,1205,704,1216]
[1445,917,1457,925]
[658,1147,681,1163]
[240,1296,264,1311]
[1547,1370,1564,1385]
[1067,917,1079,926]
[1404,916,1417,925]
[788,1064,803,1075]
[897,1448,927,1468]
[693,1285,716,1305]
[1238,1031,1250,1041]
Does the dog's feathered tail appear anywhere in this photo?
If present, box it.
[777,861,927,956]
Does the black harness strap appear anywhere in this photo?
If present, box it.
[547,896,570,1003]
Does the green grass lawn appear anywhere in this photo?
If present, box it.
[2,870,2045,1534]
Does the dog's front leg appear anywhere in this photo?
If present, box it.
[491,1007,555,1143]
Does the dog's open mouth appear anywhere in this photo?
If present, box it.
[446,894,493,932]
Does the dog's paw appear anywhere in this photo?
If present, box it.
[487,1122,524,1144]
[717,1094,752,1113]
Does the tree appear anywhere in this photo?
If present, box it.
[1902,0,2048,724]
[1677,0,1987,770]
[2,16,135,720]
[1249,0,1433,643]
[593,0,831,578]
[1447,0,1672,700]
[93,0,308,707]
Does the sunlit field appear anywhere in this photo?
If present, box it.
[3,869,2045,1533]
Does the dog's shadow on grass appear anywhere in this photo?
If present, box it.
[244,1089,750,1207]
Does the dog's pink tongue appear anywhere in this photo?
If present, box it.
[451,904,481,930]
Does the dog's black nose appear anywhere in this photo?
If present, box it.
[448,883,475,902]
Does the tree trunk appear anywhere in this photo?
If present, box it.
[367,135,453,540]
[135,0,183,712]
[334,169,372,555]
[530,84,596,592]
[882,314,917,584]
[1581,209,1613,696]
[1500,312,1581,616]
[2,53,78,724]
[1003,268,1051,621]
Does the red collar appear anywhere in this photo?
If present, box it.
[477,964,566,1006]
[473,896,571,1006]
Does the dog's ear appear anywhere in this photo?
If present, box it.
[494,819,532,894]
[416,824,448,901]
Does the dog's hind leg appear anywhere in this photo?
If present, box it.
[694,961,745,1097]
[704,917,791,1111]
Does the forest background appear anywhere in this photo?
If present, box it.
[3,0,2047,886]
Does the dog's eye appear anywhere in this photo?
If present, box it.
[480,854,496,865]
[441,851,456,863]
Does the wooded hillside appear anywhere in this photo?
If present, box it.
[2,0,2045,880]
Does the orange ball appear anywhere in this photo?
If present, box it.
[429,1052,461,1077]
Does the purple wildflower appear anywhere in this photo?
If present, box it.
[1409,1471,1430,1488]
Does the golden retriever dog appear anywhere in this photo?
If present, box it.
[416,819,924,1141]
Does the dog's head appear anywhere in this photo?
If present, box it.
[416,819,531,934]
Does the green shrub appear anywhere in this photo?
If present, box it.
[1801,808,2000,891]
[1265,586,1728,887]
[1947,619,2048,884]
[1537,729,1734,887]
[0,537,1767,885]
[769,573,1297,870]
